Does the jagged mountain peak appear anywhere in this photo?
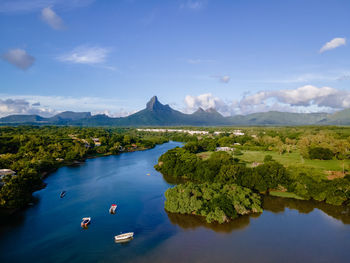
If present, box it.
[193,107,205,114]
[146,96,171,111]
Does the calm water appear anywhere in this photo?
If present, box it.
[1,141,350,263]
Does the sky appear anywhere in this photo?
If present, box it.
[0,0,350,117]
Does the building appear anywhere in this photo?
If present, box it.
[92,138,101,146]
[251,162,261,167]
[0,169,16,180]
[216,147,234,152]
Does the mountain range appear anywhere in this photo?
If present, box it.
[0,96,349,126]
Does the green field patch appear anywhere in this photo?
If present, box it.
[239,150,350,176]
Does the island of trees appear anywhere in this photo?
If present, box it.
[155,126,350,223]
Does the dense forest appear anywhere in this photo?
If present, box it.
[155,126,350,223]
[165,182,262,223]
[0,126,170,209]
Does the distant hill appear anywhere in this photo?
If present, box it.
[228,111,329,126]
[0,114,46,123]
[1,96,350,126]
[48,111,91,121]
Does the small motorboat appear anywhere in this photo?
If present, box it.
[109,204,117,214]
[146,173,150,176]
[60,191,66,198]
[114,232,134,242]
[81,217,91,228]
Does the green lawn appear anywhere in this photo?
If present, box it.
[240,150,349,173]
[197,149,349,180]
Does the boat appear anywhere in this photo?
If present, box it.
[114,232,134,242]
[109,204,117,214]
[81,217,91,228]
[60,191,66,198]
[146,173,150,176]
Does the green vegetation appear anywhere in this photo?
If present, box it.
[165,183,262,223]
[0,126,169,209]
[155,126,350,223]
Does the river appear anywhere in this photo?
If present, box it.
[0,141,349,263]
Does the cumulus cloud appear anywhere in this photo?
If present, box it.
[2,48,35,70]
[0,0,94,13]
[0,99,56,117]
[185,85,350,116]
[41,7,64,30]
[240,85,350,109]
[184,93,235,116]
[57,46,110,64]
[320,37,346,53]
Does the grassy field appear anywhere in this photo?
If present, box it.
[240,150,349,174]
[198,149,349,179]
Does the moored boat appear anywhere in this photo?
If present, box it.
[81,217,91,228]
[60,191,66,198]
[109,204,117,214]
[114,232,134,242]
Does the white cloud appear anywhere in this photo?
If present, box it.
[180,1,205,10]
[184,93,234,116]
[2,48,35,70]
[58,46,110,65]
[0,95,135,118]
[185,85,350,116]
[220,75,230,83]
[41,7,64,30]
[0,0,94,13]
[320,37,346,53]
[211,75,230,83]
[0,99,56,117]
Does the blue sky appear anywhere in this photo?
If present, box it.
[0,0,350,117]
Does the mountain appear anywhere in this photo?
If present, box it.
[320,109,350,125]
[0,114,46,123]
[48,111,91,121]
[228,111,329,126]
[1,96,350,126]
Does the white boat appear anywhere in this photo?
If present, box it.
[114,232,134,242]
[109,204,117,214]
[81,217,91,228]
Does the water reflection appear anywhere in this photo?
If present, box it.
[161,173,188,185]
[166,210,261,233]
[263,195,350,224]
[166,195,350,233]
